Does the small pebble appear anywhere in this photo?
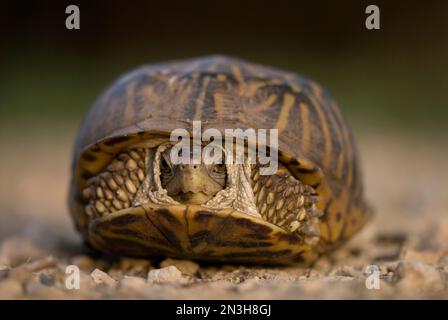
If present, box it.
[39,271,55,286]
[120,258,151,276]
[147,266,185,284]
[90,268,117,286]
[160,258,199,276]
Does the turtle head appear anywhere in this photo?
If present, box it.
[159,148,227,205]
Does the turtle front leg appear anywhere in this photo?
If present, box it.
[251,164,323,245]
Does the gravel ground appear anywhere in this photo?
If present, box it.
[0,133,447,299]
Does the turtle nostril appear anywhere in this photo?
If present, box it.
[193,165,198,169]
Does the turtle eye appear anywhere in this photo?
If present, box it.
[160,157,172,175]
[208,163,227,187]
[212,163,226,175]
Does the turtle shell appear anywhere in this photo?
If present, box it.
[69,55,370,264]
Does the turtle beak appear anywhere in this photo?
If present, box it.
[167,164,219,204]
[163,162,225,205]
[177,164,209,194]
[174,164,214,204]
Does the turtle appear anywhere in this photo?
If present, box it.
[69,55,371,265]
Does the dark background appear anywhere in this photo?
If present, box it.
[1,0,447,139]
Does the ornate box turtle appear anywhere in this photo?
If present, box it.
[69,55,371,265]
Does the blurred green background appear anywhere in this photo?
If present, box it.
[1,0,447,141]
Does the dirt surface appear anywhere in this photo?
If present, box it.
[0,133,447,299]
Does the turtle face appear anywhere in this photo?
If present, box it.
[159,148,227,205]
